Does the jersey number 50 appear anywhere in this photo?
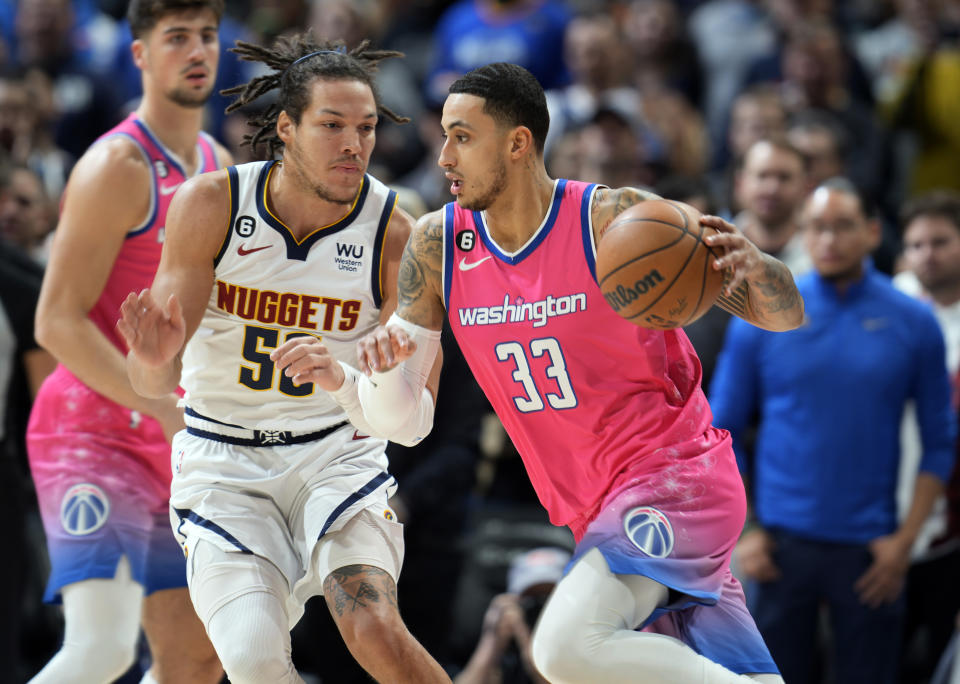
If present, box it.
[239,325,315,397]
[495,337,577,413]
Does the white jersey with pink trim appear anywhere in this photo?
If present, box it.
[444,180,727,537]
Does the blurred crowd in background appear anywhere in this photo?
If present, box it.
[1,0,960,682]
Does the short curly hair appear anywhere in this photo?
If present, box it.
[127,0,224,39]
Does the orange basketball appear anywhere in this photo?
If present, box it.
[596,199,726,330]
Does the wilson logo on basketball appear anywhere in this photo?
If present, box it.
[623,506,674,558]
[603,269,665,313]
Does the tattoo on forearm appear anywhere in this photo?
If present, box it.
[752,260,803,316]
[717,282,748,317]
[323,564,399,618]
[719,259,802,323]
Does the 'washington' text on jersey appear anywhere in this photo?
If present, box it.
[457,292,587,328]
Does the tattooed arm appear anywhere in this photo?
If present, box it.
[590,186,805,332]
[699,215,804,331]
[393,210,448,331]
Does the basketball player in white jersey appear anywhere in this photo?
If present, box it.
[118,34,450,684]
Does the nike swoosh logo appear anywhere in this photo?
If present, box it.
[237,244,272,256]
[352,430,369,440]
[459,256,492,271]
[159,183,181,196]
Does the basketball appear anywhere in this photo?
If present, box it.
[596,199,726,330]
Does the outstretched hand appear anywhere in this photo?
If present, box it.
[117,289,185,367]
[700,215,765,296]
[356,323,418,375]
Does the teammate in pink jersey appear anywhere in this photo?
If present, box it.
[26,1,230,682]
[277,63,805,682]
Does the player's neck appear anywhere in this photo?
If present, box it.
[135,97,205,173]
[268,162,355,239]
[483,166,555,252]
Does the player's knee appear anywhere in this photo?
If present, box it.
[337,606,407,657]
[215,641,293,684]
[530,625,594,684]
[65,633,138,681]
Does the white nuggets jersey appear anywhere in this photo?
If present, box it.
[180,160,397,431]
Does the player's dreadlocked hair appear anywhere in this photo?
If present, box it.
[221,33,409,158]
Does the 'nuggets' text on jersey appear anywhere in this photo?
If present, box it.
[215,280,361,332]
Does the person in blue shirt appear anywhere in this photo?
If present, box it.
[710,177,957,684]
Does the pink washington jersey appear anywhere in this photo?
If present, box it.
[27,115,221,601]
[88,112,221,351]
[444,180,733,539]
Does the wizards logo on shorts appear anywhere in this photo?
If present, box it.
[623,506,674,558]
[59,483,111,536]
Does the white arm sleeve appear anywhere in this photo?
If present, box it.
[357,313,442,447]
[328,361,386,439]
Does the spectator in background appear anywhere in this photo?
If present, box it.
[0,164,53,264]
[688,0,776,158]
[454,547,572,684]
[543,12,640,157]
[426,0,571,107]
[853,0,941,106]
[708,84,788,215]
[775,19,886,203]
[10,0,122,159]
[576,107,662,190]
[732,138,811,274]
[893,190,960,684]
[685,137,810,390]
[787,108,900,273]
[786,109,846,190]
[623,0,703,108]
[0,70,73,201]
[0,163,55,684]
[885,3,960,197]
[710,178,957,684]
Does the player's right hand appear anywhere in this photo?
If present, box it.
[117,289,186,367]
[734,527,781,582]
[270,335,344,392]
[356,324,418,375]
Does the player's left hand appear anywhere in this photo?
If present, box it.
[356,323,418,375]
[854,533,911,607]
[270,335,344,391]
[700,215,764,296]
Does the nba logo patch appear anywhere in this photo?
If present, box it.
[623,506,674,558]
[60,483,110,536]
[175,449,185,473]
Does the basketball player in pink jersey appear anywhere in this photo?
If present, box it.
[280,63,806,682]
[26,1,229,682]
